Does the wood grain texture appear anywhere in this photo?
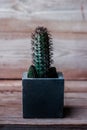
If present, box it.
[0,0,87,12]
[0,80,87,93]
[0,1,87,80]
[0,80,87,127]
[0,38,87,80]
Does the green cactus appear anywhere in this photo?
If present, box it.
[27,65,38,78]
[27,26,57,78]
[31,26,53,78]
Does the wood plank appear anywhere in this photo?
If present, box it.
[0,38,87,80]
[0,0,87,12]
[1,19,87,47]
[0,80,87,126]
[0,10,87,21]
[1,19,87,34]
[65,81,87,92]
[0,80,87,94]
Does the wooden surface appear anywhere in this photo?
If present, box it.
[0,0,87,80]
[0,1,87,129]
[0,80,87,130]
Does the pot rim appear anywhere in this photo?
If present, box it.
[22,72,64,80]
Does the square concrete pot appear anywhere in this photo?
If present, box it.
[22,72,64,118]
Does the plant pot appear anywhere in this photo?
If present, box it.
[22,72,64,118]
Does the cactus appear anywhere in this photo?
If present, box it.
[27,65,38,78]
[27,26,57,78]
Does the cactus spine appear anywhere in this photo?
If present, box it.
[31,27,53,78]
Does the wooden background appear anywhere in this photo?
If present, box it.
[0,1,87,129]
[0,0,87,80]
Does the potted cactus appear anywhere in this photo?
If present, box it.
[22,27,64,118]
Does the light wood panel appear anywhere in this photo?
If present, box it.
[0,37,87,80]
[0,0,87,12]
[0,80,87,93]
[0,1,87,80]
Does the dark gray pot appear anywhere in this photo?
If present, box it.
[22,72,64,118]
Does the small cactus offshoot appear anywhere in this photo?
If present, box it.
[27,65,38,78]
[27,26,57,78]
